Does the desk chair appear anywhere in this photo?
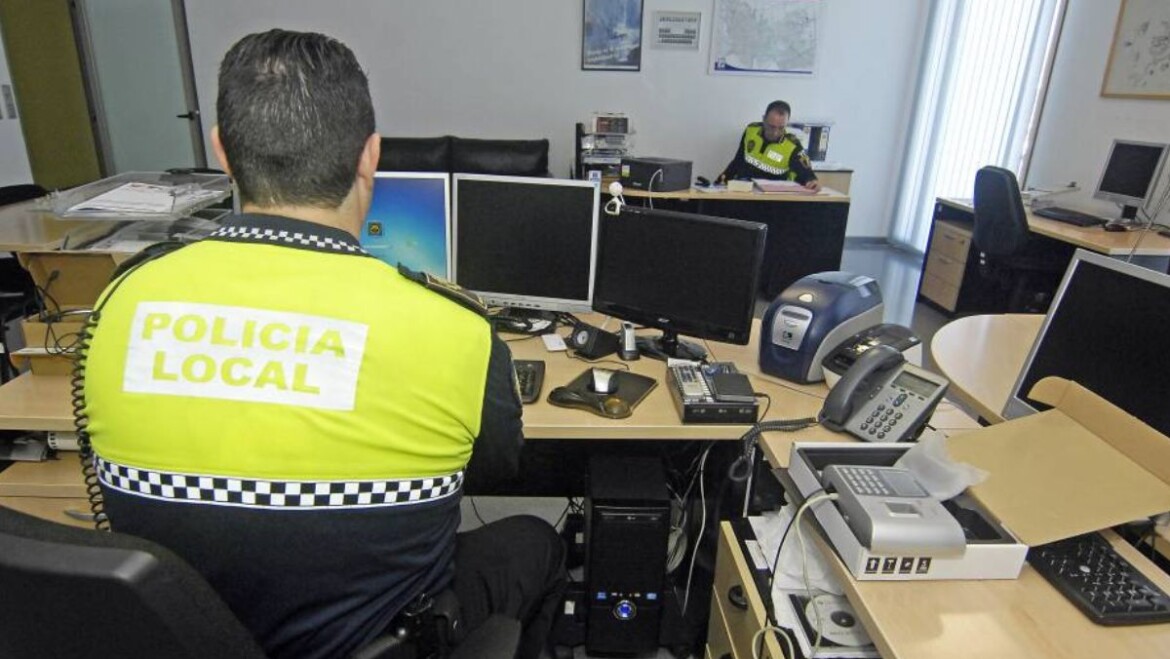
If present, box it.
[972,166,1067,313]
[0,506,519,659]
[0,184,48,382]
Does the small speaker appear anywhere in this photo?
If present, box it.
[567,321,620,360]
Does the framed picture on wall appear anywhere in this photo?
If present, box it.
[1101,0,1170,99]
[582,0,643,71]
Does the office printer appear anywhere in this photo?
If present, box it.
[759,272,883,384]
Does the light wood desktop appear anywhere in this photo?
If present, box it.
[930,313,1043,423]
[621,185,849,203]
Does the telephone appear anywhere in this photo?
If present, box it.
[822,464,966,556]
[819,344,948,442]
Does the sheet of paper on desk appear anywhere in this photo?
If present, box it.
[749,509,842,594]
[752,178,817,194]
[693,184,728,193]
[68,182,221,216]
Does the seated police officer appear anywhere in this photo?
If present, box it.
[81,29,564,659]
[717,99,822,192]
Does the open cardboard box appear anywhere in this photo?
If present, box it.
[788,376,1170,581]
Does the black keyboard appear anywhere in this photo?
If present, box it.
[1027,532,1170,626]
[513,359,545,405]
[1032,206,1106,227]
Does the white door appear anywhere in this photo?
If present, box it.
[74,0,205,173]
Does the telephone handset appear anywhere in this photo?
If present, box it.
[819,344,949,442]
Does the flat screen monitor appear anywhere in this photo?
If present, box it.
[362,172,450,278]
[592,206,767,360]
[452,174,599,314]
[1003,249,1170,438]
[1093,139,1168,219]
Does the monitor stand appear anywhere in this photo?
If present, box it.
[635,330,706,361]
[494,308,557,333]
[1120,204,1139,222]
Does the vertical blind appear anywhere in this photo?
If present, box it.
[889,0,1065,252]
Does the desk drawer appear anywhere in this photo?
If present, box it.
[0,496,94,528]
[713,523,782,659]
[930,220,972,262]
[924,248,967,287]
[706,586,734,659]
[920,271,960,312]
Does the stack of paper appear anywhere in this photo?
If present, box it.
[752,178,818,194]
[67,182,221,216]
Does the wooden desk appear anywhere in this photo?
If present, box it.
[918,197,1170,315]
[0,199,121,252]
[930,314,1043,423]
[621,187,851,297]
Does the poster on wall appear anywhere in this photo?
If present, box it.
[652,11,701,50]
[582,0,644,71]
[709,0,819,76]
[1101,0,1170,99]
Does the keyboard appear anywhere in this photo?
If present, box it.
[1032,206,1106,227]
[1027,532,1170,626]
[513,359,546,405]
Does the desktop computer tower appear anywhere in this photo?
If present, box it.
[585,455,670,655]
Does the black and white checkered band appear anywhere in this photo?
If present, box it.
[96,457,462,510]
[209,225,369,255]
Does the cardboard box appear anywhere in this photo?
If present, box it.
[788,376,1170,581]
[14,251,125,363]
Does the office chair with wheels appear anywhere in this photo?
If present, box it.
[972,166,1069,313]
[0,505,519,659]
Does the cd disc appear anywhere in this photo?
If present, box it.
[804,594,872,648]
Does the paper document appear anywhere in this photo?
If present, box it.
[752,178,817,194]
[693,184,728,193]
[68,182,221,216]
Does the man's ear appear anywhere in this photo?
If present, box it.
[357,133,381,182]
[210,126,232,177]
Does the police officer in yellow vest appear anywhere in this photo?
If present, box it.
[81,30,564,659]
[717,100,822,192]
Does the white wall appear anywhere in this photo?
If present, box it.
[185,0,930,238]
[0,27,33,186]
[1028,0,1170,218]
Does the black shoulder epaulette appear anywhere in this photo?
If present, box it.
[110,240,187,281]
[397,264,488,317]
[785,133,805,149]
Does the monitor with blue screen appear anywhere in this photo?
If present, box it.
[362,172,450,278]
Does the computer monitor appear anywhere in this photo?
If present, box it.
[1093,139,1168,221]
[362,172,450,278]
[788,122,831,162]
[1003,249,1170,437]
[452,174,599,314]
[592,206,767,360]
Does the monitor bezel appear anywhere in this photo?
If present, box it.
[1002,248,1170,421]
[591,205,767,347]
[367,171,452,279]
[1091,138,1169,211]
[451,173,600,314]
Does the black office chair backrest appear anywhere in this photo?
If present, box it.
[0,183,47,207]
[0,505,267,659]
[973,166,1030,258]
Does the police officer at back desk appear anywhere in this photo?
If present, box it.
[80,29,565,659]
[717,99,822,192]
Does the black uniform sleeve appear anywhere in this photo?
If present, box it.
[719,139,749,182]
[788,141,819,185]
[463,332,524,491]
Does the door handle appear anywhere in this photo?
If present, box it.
[176,110,201,120]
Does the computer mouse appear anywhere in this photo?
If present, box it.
[600,396,632,419]
[590,367,619,394]
[1103,223,1128,232]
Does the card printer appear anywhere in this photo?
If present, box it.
[759,272,883,384]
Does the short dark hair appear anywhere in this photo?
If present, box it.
[764,100,792,118]
[216,29,375,208]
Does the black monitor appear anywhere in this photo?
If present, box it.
[1093,139,1168,221]
[592,206,767,360]
[1003,249,1170,437]
[452,174,599,314]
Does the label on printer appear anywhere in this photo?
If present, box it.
[772,305,812,350]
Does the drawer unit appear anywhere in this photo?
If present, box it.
[924,248,967,287]
[707,522,783,659]
[928,220,972,263]
[919,271,961,311]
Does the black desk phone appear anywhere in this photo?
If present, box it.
[819,344,949,442]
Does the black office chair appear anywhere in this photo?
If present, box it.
[0,184,49,382]
[972,166,1069,313]
[0,505,519,659]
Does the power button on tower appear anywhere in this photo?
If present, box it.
[613,599,637,620]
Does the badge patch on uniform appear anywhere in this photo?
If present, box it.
[122,302,369,411]
[798,153,812,169]
[747,140,758,152]
[367,221,382,237]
